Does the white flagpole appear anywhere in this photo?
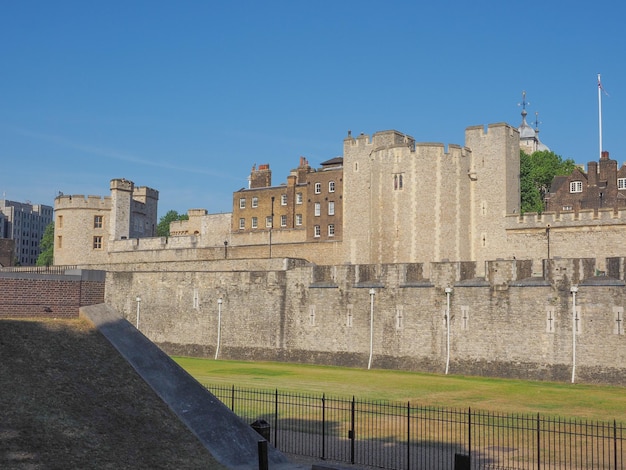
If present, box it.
[598,73,603,159]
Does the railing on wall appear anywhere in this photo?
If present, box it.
[0,266,78,275]
[206,385,625,470]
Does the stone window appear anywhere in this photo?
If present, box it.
[309,305,316,326]
[346,304,353,327]
[281,215,287,227]
[252,197,258,208]
[618,178,626,190]
[281,194,287,205]
[329,181,335,193]
[239,198,246,209]
[328,201,335,216]
[314,182,321,194]
[57,235,62,249]
[296,192,303,204]
[546,307,555,333]
[393,173,403,190]
[266,216,273,228]
[93,236,102,249]
[57,215,63,228]
[395,305,403,330]
[614,307,624,335]
[314,225,321,238]
[314,202,321,216]
[193,288,199,309]
[461,306,469,331]
[295,214,303,226]
[239,218,245,230]
[574,307,582,334]
[562,205,573,211]
[94,215,103,229]
[251,217,258,229]
[328,224,335,237]
[570,181,583,193]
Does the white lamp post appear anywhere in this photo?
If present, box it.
[368,288,375,370]
[215,297,223,360]
[570,286,578,383]
[135,296,141,329]
[444,287,452,375]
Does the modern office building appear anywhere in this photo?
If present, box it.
[0,200,53,266]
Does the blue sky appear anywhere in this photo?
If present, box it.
[1,1,624,217]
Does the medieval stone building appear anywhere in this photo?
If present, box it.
[54,179,158,266]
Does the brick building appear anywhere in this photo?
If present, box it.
[232,156,343,243]
[545,151,626,212]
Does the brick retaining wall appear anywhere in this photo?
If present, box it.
[0,271,105,319]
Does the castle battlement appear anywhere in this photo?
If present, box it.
[465,122,518,139]
[507,207,626,228]
[55,194,111,210]
[132,186,159,201]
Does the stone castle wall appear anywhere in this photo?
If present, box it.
[104,257,626,385]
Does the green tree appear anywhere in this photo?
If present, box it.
[36,221,55,266]
[156,210,189,237]
[520,150,576,214]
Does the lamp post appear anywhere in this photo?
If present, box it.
[368,288,375,370]
[570,286,578,383]
[215,297,223,360]
[135,296,141,329]
[444,287,452,375]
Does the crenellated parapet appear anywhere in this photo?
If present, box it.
[507,208,626,228]
[54,194,111,211]
[306,258,615,292]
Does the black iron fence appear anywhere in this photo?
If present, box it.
[205,384,625,470]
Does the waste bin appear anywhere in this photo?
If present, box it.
[454,453,470,470]
[251,419,271,441]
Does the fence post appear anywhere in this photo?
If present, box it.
[322,394,326,460]
[258,440,268,470]
[274,389,279,446]
[231,384,235,412]
[468,407,472,465]
[350,396,355,464]
[614,419,618,469]
[537,413,541,470]
[407,401,411,470]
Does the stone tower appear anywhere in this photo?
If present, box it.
[109,178,134,241]
[465,123,520,272]
[342,130,473,267]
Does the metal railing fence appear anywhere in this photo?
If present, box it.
[206,384,625,470]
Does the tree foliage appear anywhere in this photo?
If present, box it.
[36,222,55,266]
[520,150,576,214]
[156,210,189,237]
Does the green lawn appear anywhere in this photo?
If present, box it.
[173,357,626,423]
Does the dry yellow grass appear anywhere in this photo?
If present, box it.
[0,318,226,469]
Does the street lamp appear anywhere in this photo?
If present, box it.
[135,296,141,329]
[570,286,578,383]
[215,297,223,360]
[444,287,452,375]
[368,288,375,370]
